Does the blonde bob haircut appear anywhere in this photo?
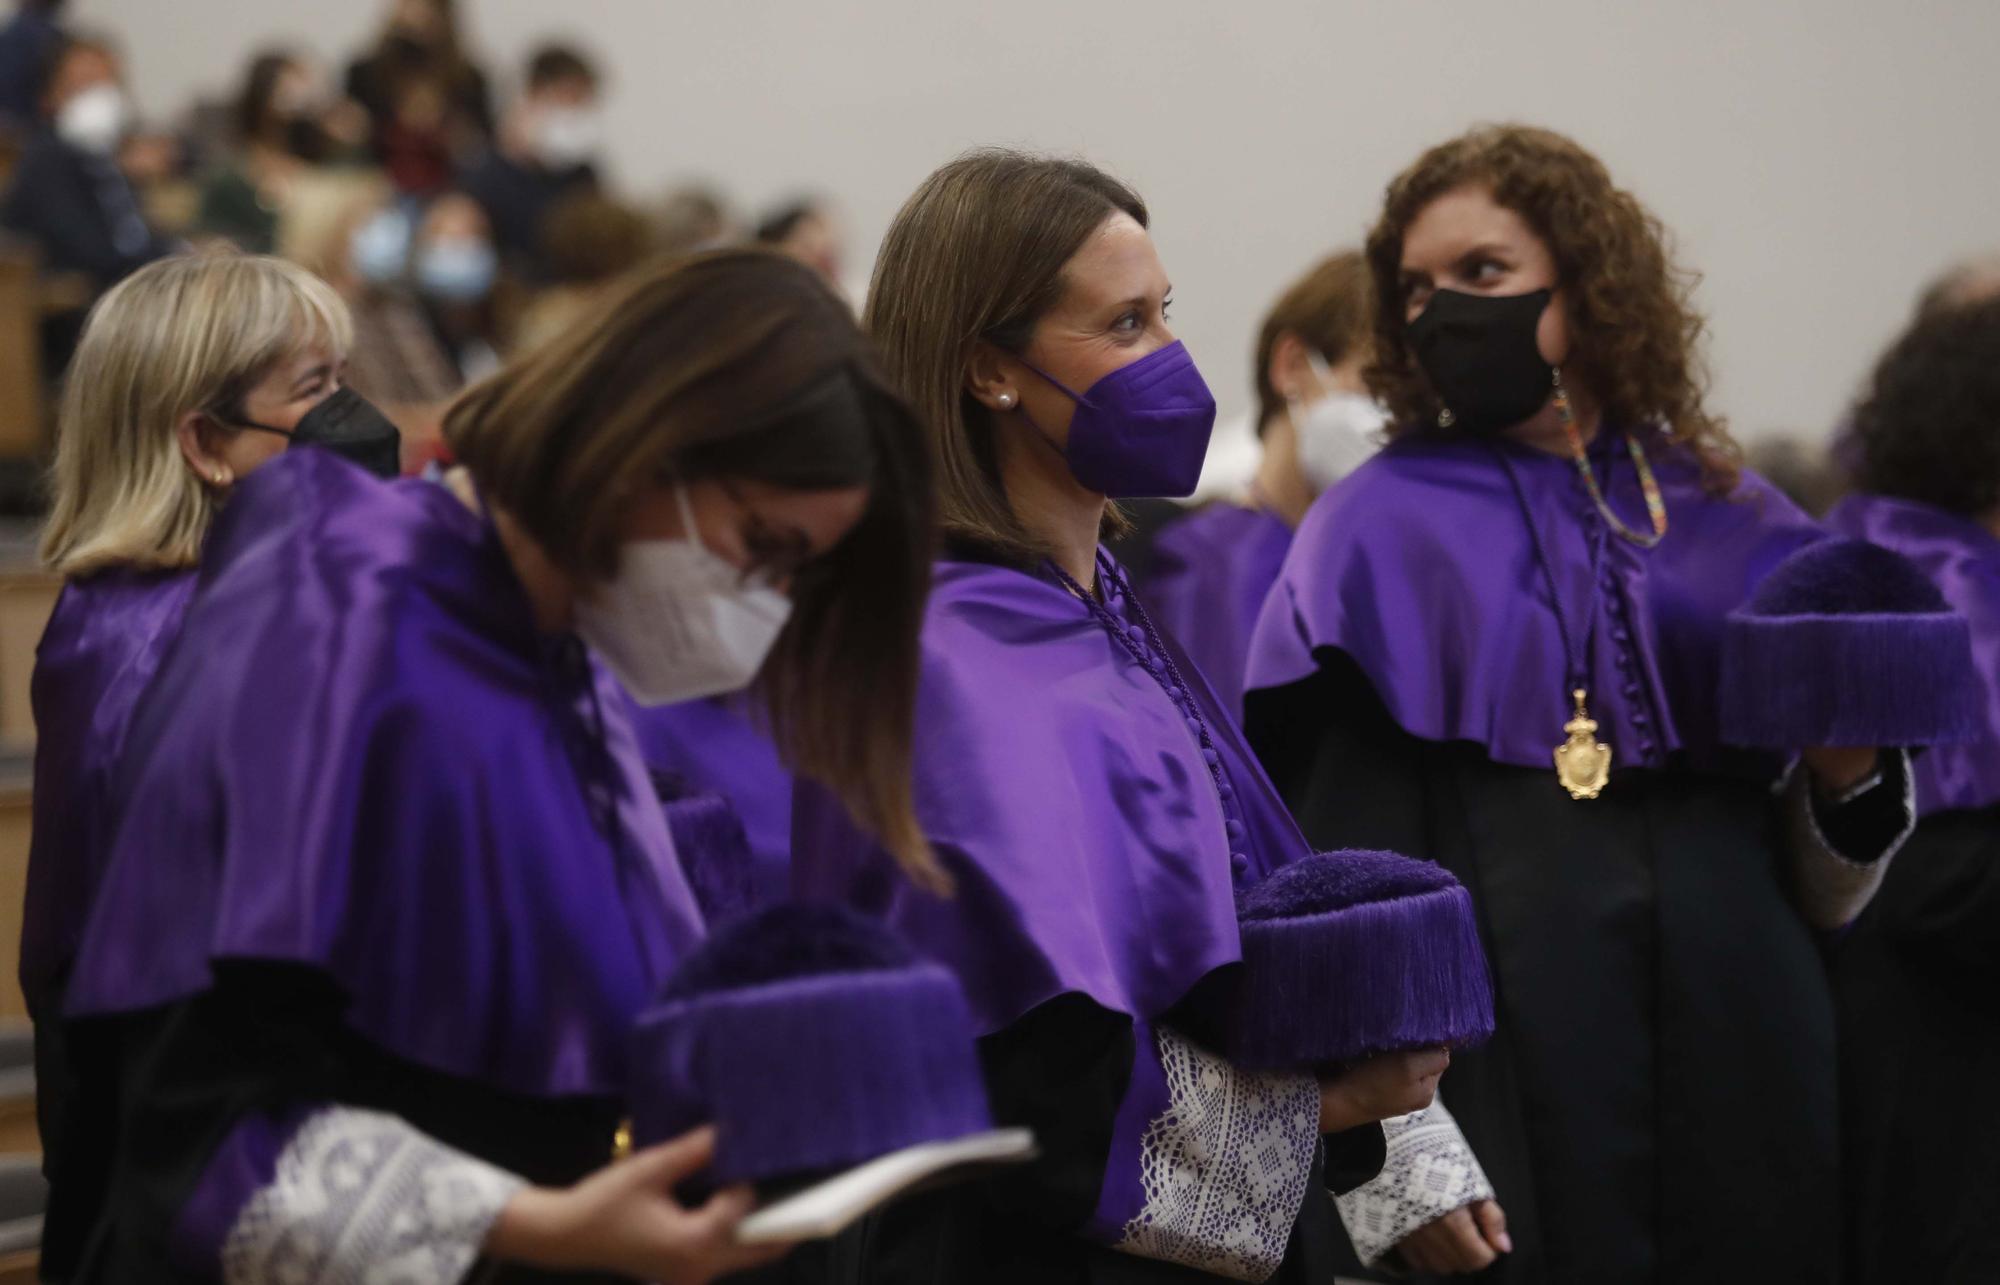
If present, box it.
[40,252,352,577]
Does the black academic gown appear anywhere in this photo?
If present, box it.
[1248,654,1902,1285]
[1834,804,2000,1284]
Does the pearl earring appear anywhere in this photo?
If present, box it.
[213,471,227,485]
[997,392,1015,409]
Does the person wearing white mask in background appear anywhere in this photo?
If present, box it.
[1142,250,1383,714]
[413,189,504,383]
[460,41,603,285]
[2,30,177,373]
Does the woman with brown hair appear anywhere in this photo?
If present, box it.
[792,149,1452,1282]
[53,249,937,1282]
[1243,125,1916,1281]
[1144,250,1380,714]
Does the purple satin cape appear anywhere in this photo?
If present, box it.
[1143,501,1293,719]
[626,695,791,909]
[63,450,706,1099]
[1828,493,2000,814]
[21,567,198,1020]
[1246,431,1826,771]
[793,555,1311,1034]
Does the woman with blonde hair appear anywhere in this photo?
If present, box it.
[25,250,399,1267]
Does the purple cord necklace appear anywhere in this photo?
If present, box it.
[1048,550,1256,883]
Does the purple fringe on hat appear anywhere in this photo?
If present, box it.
[1228,850,1496,1072]
[1719,538,1982,750]
[630,904,994,1185]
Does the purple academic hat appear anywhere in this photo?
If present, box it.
[628,902,995,1185]
[1719,537,1981,750]
[1228,850,1495,1072]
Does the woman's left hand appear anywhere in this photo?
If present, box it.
[1800,746,1880,795]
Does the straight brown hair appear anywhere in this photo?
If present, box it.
[1252,250,1371,433]
[446,249,941,886]
[865,149,1146,569]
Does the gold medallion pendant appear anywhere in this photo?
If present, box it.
[1552,688,1612,800]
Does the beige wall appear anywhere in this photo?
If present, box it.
[86,0,2000,439]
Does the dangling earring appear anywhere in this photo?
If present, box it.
[1437,406,1456,429]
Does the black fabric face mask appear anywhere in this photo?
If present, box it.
[1405,287,1557,434]
[229,386,403,480]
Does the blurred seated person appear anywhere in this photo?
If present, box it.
[0,0,65,127]
[755,195,844,289]
[512,190,649,351]
[655,182,738,256]
[344,0,490,184]
[460,41,602,283]
[298,181,459,468]
[195,50,367,254]
[413,189,503,386]
[2,31,176,372]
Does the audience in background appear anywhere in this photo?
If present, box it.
[512,190,651,351]
[656,181,738,254]
[344,0,491,196]
[460,41,602,283]
[296,182,458,464]
[194,49,366,254]
[2,30,176,374]
[411,188,502,384]
[755,195,844,287]
[0,0,66,127]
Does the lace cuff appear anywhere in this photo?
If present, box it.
[1333,1098,1494,1268]
[1783,749,1915,930]
[1114,1026,1319,1282]
[220,1106,524,1285]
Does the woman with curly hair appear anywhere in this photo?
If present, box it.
[1241,125,1916,1282]
[1827,297,2000,1283]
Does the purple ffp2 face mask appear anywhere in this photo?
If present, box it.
[1022,341,1218,499]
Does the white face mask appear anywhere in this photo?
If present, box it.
[1295,391,1388,492]
[531,106,602,169]
[575,484,794,706]
[56,83,130,155]
[1291,351,1388,493]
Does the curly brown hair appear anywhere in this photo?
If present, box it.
[1364,125,1740,489]
[1853,296,2000,517]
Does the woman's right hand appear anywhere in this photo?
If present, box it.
[1317,1047,1450,1133]
[485,1125,793,1283]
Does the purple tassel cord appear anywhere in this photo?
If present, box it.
[1229,851,1497,1072]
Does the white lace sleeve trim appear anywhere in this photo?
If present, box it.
[1114,1026,1319,1282]
[1332,1098,1495,1268]
[220,1106,524,1285]
[1782,749,1915,930]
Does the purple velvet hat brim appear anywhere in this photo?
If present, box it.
[1718,611,1983,750]
[630,965,994,1185]
[1228,882,1495,1071]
